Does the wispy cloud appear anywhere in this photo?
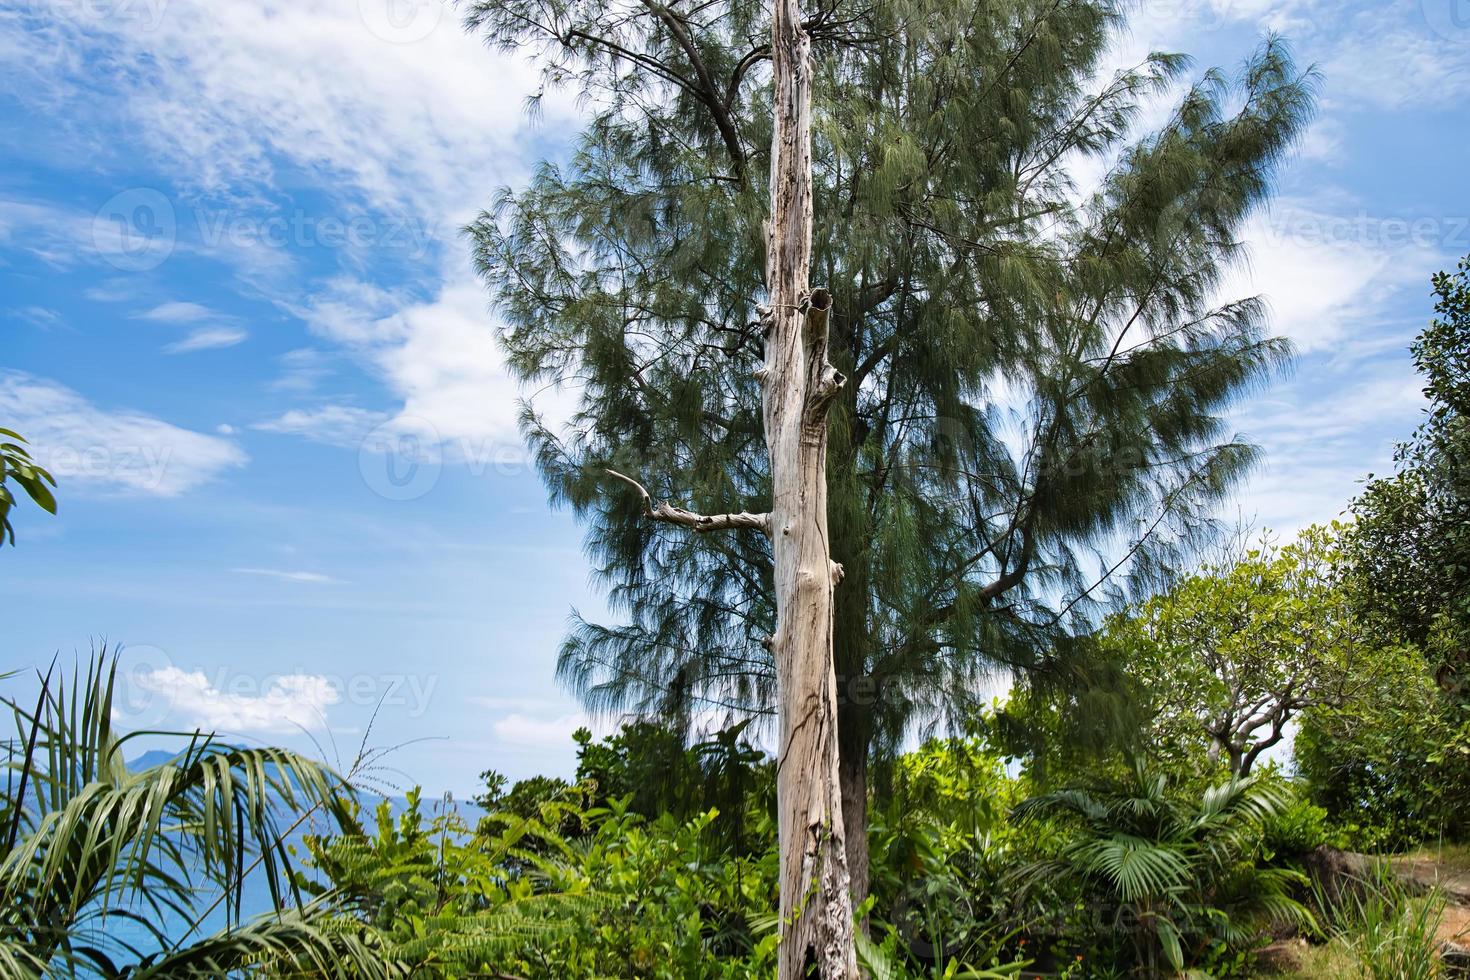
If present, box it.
[2,1,579,461]
[163,326,248,353]
[0,371,247,496]
[231,567,343,585]
[253,404,388,449]
[134,301,250,353]
[11,306,65,329]
[135,301,219,324]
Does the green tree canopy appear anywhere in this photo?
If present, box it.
[464,0,1316,893]
[1346,255,1470,690]
[1098,523,1397,778]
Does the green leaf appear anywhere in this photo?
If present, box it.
[1157,918,1184,972]
[13,471,57,514]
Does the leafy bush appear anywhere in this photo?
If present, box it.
[571,720,773,856]
[1012,759,1312,978]
[868,733,1053,975]
[1261,793,1336,856]
[1296,651,1470,850]
[303,784,781,978]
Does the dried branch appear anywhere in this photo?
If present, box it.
[605,469,770,534]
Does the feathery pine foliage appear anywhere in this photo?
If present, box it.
[463,0,1318,869]
[1012,760,1311,977]
[0,650,387,978]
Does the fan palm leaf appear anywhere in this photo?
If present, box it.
[1013,760,1311,975]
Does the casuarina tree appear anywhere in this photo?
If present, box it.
[465,0,1316,916]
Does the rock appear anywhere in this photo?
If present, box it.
[1393,855,1470,906]
[1301,846,1375,906]
[1254,938,1309,975]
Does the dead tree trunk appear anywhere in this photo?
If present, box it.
[762,0,858,974]
[607,0,857,974]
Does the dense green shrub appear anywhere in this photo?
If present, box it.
[1011,760,1311,978]
[1259,792,1336,857]
[869,734,1051,976]
[301,786,780,978]
[1295,653,1470,851]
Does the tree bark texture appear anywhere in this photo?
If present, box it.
[763,0,858,974]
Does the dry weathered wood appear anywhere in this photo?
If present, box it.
[604,469,770,534]
[762,0,857,974]
[605,0,858,972]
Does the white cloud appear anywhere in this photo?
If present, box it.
[163,326,249,353]
[130,665,339,734]
[232,567,343,585]
[12,306,65,329]
[492,712,591,750]
[133,301,249,352]
[84,279,148,304]
[1155,0,1470,112]
[254,404,388,449]
[0,197,101,269]
[136,301,218,324]
[269,347,335,394]
[1226,199,1445,352]
[0,371,247,496]
[286,263,576,452]
[1317,13,1470,111]
[2,1,573,219]
[2,1,585,462]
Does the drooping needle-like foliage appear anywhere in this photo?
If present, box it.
[465,0,1317,895]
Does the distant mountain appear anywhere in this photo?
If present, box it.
[127,749,177,770]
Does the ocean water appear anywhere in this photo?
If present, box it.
[84,792,482,964]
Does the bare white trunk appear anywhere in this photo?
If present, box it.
[607,0,857,973]
[763,0,857,975]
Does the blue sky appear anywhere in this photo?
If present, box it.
[1,0,1467,796]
